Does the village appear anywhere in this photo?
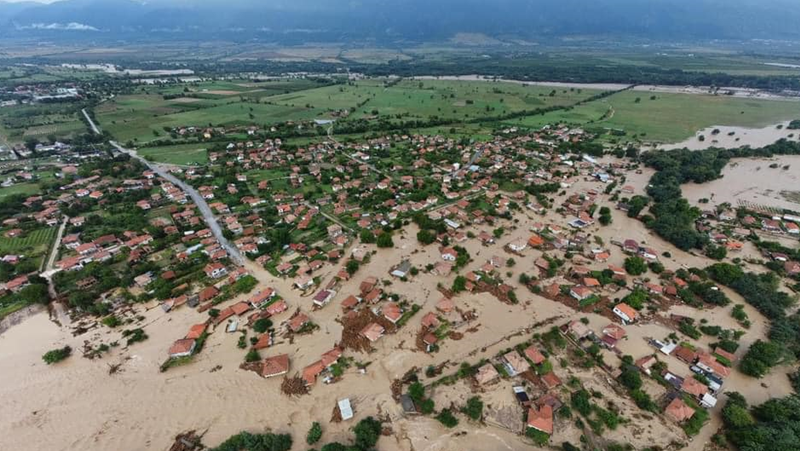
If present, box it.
[1,119,800,451]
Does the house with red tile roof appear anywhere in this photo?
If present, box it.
[168,339,196,358]
[475,363,500,385]
[524,346,546,365]
[665,398,695,423]
[231,301,251,316]
[697,353,731,378]
[259,354,290,378]
[527,404,553,435]
[288,313,311,332]
[185,323,207,340]
[421,312,440,329]
[382,302,403,324]
[253,333,272,350]
[266,299,288,316]
[569,285,593,301]
[502,350,530,376]
[199,286,219,303]
[541,371,562,389]
[360,323,385,342]
[612,302,637,324]
[681,377,709,398]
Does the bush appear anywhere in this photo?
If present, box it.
[101,315,121,328]
[253,318,273,333]
[526,427,550,445]
[435,409,459,428]
[245,349,261,362]
[417,229,436,245]
[320,444,346,451]
[353,417,382,450]
[208,432,292,451]
[619,367,642,390]
[42,346,72,364]
[571,389,592,416]
[463,396,483,420]
[306,422,322,445]
[376,233,394,248]
[624,257,647,276]
[360,229,376,244]
[346,259,360,275]
[122,328,148,345]
[420,398,435,414]
[408,381,425,402]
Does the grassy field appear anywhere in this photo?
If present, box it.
[137,143,208,165]
[0,182,43,199]
[96,92,324,143]
[354,79,602,121]
[0,103,88,145]
[0,227,56,261]
[91,76,800,146]
[505,89,800,143]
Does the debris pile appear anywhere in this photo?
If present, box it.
[168,430,204,451]
[330,404,342,423]
[339,309,396,352]
[281,375,309,396]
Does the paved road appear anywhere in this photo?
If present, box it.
[44,215,67,272]
[82,108,101,135]
[110,141,245,266]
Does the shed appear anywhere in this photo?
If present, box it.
[338,398,354,421]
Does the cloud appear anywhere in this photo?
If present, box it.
[16,22,100,31]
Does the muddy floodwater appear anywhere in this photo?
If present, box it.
[683,155,800,212]
[660,121,800,151]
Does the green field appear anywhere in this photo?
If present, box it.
[91,76,800,146]
[0,103,88,145]
[137,143,209,165]
[266,78,603,123]
[96,93,324,143]
[0,227,56,260]
[505,89,800,143]
[0,182,43,199]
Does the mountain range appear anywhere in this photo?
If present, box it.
[2,0,800,44]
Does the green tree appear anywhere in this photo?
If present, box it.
[376,233,394,248]
[253,318,272,333]
[619,367,642,390]
[360,229,376,244]
[435,409,459,428]
[463,396,483,421]
[353,417,382,450]
[408,382,425,402]
[416,229,436,245]
[706,244,727,261]
[346,259,360,276]
[245,349,261,362]
[306,422,323,445]
[624,257,647,276]
[451,276,467,293]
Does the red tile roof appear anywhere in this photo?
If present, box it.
[527,404,553,435]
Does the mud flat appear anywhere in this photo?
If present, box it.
[682,155,800,212]
[660,121,800,151]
